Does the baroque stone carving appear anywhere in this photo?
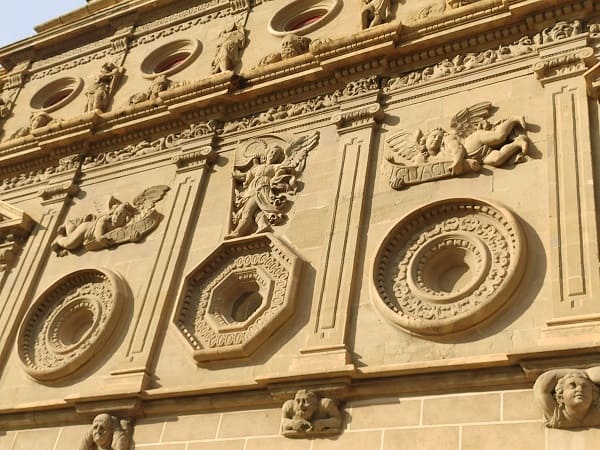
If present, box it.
[174,233,302,361]
[257,34,311,67]
[361,0,390,29]
[386,20,585,91]
[85,62,124,112]
[79,413,133,450]
[384,102,529,189]
[128,75,178,105]
[51,185,169,256]
[18,268,129,381]
[282,389,342,438]
[9,111,54,140]
[371,198,526,335]
[0,201,35,271]
[534,367,600,429]
[211,18,247,74]
[227,131,319,238]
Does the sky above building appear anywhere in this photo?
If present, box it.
[0,1,85,47]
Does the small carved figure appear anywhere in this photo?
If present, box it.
[534,20,582,45]
[52,185,169,255]
[361,0,390,29]
[534,367,600,429]
[384,102,529,188]
[211,20,247,74]
[85,62,123,112]
[227,132,319,238]
[9,111,53,139]
[128,75,172,105]
[258,35,311,67]
[79,413,133,450]
[281,389,342,438]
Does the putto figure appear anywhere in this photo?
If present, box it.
[211,19,247,74]
[384,102,529,189]
[281,389,342,438]
[227,132,319,238]
[52,185,169,256]
[85,62,124,112]
[534,367,600,429]
[361,0,390,29]
[79,413,133,450]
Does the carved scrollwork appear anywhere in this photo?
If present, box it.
[371,198,526,335]
[18,268,129,381]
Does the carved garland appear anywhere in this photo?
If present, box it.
[371,198,526,335]
[18,268,129,381]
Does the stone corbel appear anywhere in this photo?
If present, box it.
[171,145,217,172]
[533,47,597,85]
[331,103,384,132]
[0,202,35,272]
[38,154,82,205]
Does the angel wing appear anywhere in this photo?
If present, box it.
[280,131,320,173]
[385,130,423,165]
[132,185,170,212]
[449,101,493,137]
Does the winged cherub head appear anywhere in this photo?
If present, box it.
[424,128,445,155]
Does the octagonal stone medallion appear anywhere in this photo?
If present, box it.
[174,233,302,362]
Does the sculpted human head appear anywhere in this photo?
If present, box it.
[555,372,595,419]
[92,414,114,448]
[293,389,318,420]
[425,128,444,154]
[281,35,309,59]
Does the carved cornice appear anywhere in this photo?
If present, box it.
[171,146,217,172]
[331,103,383,132]
[0,201,35,272]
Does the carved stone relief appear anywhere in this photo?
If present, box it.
[384,102,529,189]
[361,0,390,29]
[281,389,342,438]
[9,111,54,140]
[174,234,302,362]
[0,201,35,271]
[227,131,319,238]
[18,268,129,381]
[211,18,247,74]
[257,34,311,67]
[371,198,526,335]
[85,62,124,113]
[385,20,589,92]
[534,367,600,429]
[51,185,169,256]
[79,413,134,450]
[128,75,182,105]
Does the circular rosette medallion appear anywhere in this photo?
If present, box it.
[371,198,526,335]
[18,268,128,381]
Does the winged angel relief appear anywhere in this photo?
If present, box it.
[52,186,169,256]
[227,132,320,238]
[384,102,530,189]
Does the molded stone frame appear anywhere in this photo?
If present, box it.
[174,233,302,362]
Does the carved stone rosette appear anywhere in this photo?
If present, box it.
[371,198,526,335]
[18,268,129,381]
[174,234,302,362]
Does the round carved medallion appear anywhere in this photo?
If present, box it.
[18,268,128,381]
[371,198,526,335]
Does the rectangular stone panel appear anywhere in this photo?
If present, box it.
[422,393,501,425]
[217,409,281,438]
[462,423,545,450]
[383,427,459,450]
[350,399,421,429]
[161,413,221,442]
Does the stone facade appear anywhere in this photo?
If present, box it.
[0,0,600,448]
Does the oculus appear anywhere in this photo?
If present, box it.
[18,268,129,381]
[140,39,200,79]
[174,234,302,362]
[268,0,340,36]
[30,77,83,112]
[371,198,526,335]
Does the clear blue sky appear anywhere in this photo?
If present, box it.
[0,1,85,47]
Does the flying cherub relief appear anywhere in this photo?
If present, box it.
[226,131,319,239]
[384,102,530,189]
[52,185,169,256]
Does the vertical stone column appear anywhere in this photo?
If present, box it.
[105,139,217,391]
[0,156,80,369]
[534,44,600,324]
[293,77,382,372]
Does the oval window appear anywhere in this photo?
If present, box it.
[269,0,340,36]
[140,39,200,79]
[30,77,83,112]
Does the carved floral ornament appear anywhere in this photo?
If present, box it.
[371,198,526,335]
[174,233,302,362]
[18,268,129,381]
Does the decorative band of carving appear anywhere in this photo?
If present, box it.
[371,198,526,335]
[18,268,129,381]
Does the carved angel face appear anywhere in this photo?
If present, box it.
[92,414,114,448]
[425,129,444,154]
[293,390,318,420]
